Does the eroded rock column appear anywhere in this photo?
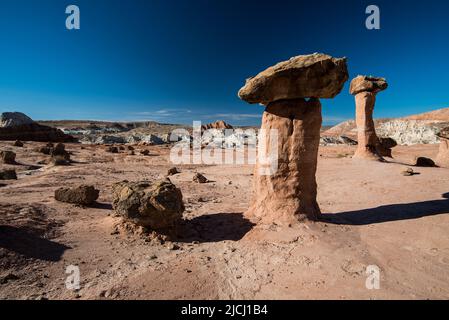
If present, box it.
[249,99,322,223]
[238,53,348,224]
[436,128,449,168]
[350,76,388,160]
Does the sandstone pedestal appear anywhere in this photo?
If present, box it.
[436,128,449,168]
[248,99,322,224]
[238,53,348,224]
[353,92,382,160]
[350,76,388,161]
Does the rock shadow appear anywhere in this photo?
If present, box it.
[322,193,449,225]
[174,212,255,243]
[0,225,70,262]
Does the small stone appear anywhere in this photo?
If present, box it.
[0,150,16,164]
[193,173,208,184]
[140,150,150,156]
[401,168,415,176]
[55,185,100,205]
[13,140,24,147]
[0,169,17,180]
[415,157,436,167]
[167,167,180,176]
[167,243,180,251]
[107,146,119,153]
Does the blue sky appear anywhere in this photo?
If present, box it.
[0,0,449,126]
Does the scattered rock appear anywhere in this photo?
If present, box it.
[167,243,180,251]
[107,146,119,154]
[0,169,17,180]
[167,167,180,176]
[401,168,416,176]
[377,137,397,158]
[51,155,70,166]
[13,140,24,147]
[0,150,16,164]
[140,150,150,156]
[0,273,20,284]
[193,173,208,184]
[415,157,436,167]
[55,185,100,205]
[112,179,185,229]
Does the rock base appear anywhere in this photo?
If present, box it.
[246,98,322,225]
[353,92,383,161]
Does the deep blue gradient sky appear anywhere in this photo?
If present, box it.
[0,0,449,125]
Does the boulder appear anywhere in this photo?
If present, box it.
[193,173,209,184]
[0,112,76,142]
[55,185,99,205]
[414,157,436,167]
[238,53,348,105]
[0,169,17,180]
[140,149,150,156]
[377,137,397,157]
[0,151,16,164]
[13,140,24,147]
[349,76,388,95]
[112,179,185,229]
[167,167,180,176]
[106,146,119,153]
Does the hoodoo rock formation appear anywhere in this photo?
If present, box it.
[349,76,388,160]
[238,53,348,224]
[0,112,76,143]
[436,127,449,168]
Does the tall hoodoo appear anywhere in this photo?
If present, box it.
[436,127,449,168]
[238,53,348,224]
[349,76,388,160]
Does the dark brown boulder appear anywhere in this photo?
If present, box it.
[0,151,16,164]
[55,185,100,205]
[415,157,436,167]
[0,169,17,180]
[167,167,180,176]
[107,146,119,153]
[112,179,184,229]
[193,173,208,184]
[13,140,24,147]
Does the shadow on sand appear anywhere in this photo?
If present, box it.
[0,226,70,262]
[174,212,255,243]
[321,193,449,226]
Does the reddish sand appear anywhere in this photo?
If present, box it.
[1,141,449,300]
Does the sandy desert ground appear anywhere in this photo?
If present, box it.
[1,141,449,300]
